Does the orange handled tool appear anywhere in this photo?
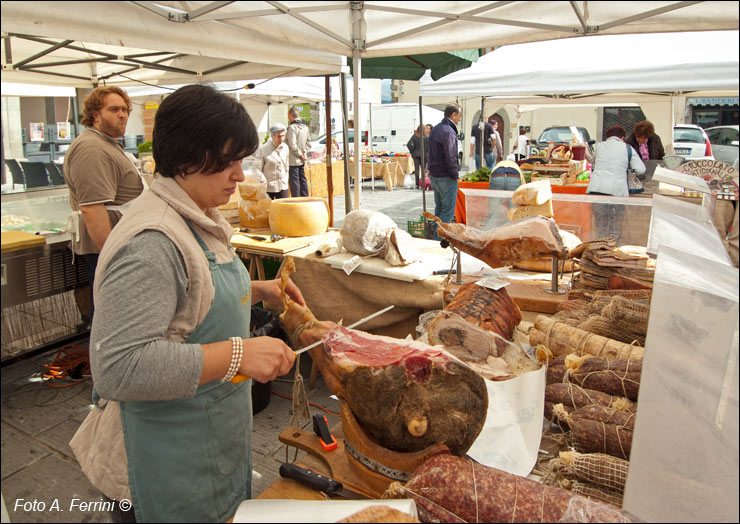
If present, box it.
[230,305,394,384]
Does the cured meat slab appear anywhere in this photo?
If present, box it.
[319,326,488,455]
[423,212,566,268]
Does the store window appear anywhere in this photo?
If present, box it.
[687,97,739,129]
[602,107,646,139]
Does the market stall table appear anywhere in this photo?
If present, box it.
[306,159,345,197]
[348,159,404,191]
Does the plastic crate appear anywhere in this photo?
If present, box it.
[407,217,426,238]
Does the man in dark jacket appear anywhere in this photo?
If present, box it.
[427,104,462,235]
[470,119,495,170]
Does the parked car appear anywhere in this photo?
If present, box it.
[672,124,714,161]
[309,129,366,156]
[705,125,739,166]
[531,126,595,156]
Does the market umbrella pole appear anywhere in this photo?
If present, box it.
[340,72,352,213]
[325,75,334,226]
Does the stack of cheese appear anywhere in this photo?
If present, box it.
[238,172,271,229]
[508,180,554,221]
[508,180,581,272]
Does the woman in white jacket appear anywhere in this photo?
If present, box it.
[255,123,290,199]
[587,125,645,197]
[587,125,646,243]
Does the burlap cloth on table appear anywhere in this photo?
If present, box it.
[289,255,446,339]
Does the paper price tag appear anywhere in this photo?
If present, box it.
[342,255,363,275]
[476,276,510,291]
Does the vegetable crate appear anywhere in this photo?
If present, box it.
[407,216,426,238]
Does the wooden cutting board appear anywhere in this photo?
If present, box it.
[1,230,46,253]
[231,232,311,255]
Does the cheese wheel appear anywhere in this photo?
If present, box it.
[511,180,553,206]
[507,200,554,221]
[269,197,329,237]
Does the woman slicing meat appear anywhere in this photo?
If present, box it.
[70,84,306,523]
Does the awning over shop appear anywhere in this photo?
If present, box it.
[686,97,739,106]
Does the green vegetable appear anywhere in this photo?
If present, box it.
[137,141,152,154]
[466,166,491,183]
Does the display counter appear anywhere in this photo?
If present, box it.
[1,188,89,361]
[455,181,588,224]
[461,188,653,246]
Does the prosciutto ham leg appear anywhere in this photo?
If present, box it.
[278,257,488,455]
[423,212,566,268]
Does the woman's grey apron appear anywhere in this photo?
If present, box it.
[119,219,252,522]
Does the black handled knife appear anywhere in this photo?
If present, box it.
[278,463,365,499]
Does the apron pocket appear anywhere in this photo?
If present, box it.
[206,384,250,476]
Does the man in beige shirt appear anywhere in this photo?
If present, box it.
[63,86,143,318]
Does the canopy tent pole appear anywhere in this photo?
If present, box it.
[479,96,485,169]
[340,72,352,213]
[266,101,271,135]
[369,104,375,191]
[419,95,427,215]
[353,48,362,210]
[325,74,334,227]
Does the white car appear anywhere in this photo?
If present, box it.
[309,129,366,157]
[672,124,714,161]
[705,125,739,166]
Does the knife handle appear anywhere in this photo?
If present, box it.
[279,463,342,496]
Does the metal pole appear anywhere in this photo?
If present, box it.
[418,95,428,234]
[353,49,361,210]
[369,104,374,191]
[325,75,334,227]
[544,257,566,295]
[479,96,485,169]
[340,73,352,213]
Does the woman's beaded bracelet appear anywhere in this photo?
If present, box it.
[221,336,243,382]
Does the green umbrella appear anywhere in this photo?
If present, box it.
[349,49,479,81]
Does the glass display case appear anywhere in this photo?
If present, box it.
[1,186,71,233]
[461,188,654,246]
[2,188,88,360]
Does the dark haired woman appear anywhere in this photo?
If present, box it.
[70,84,305,522]
[626,120,665,162]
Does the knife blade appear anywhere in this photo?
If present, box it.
[231,304,394,383]
[293,304,395,357]
[279,463,366,499]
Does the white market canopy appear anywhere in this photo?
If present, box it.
[0,2,346,87]
[133,1,738,58]
[418,30,740,97]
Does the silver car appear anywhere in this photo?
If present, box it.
[672,124,714,161]
[705,125,739,166]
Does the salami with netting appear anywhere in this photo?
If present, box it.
[383,454,630,522]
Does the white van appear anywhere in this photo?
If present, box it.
[309,103,457,159]
[367,103,444,154]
